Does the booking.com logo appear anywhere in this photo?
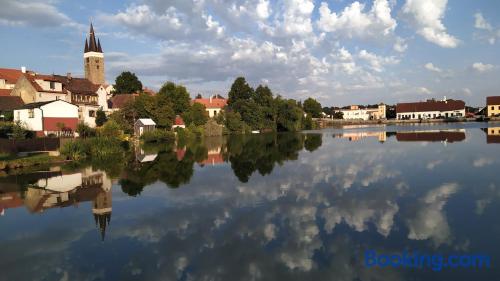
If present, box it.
[364,250,491,272]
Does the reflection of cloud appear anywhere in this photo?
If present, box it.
[473,157,494,167]
[406,183,458,245]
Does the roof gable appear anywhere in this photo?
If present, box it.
[136,118,156,126]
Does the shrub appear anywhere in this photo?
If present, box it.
[140,129,175,143]
[99,120,123,138]
[60,139,90,161]
[77,122,96,138]
[203,119,224,136]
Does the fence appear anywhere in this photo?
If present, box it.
[0,138,64,154]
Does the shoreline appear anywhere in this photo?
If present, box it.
[316,117,500,128]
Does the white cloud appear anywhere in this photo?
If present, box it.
[317,0,397,40]
[393,37,408,52]
[0,0,82,29]
[358,50,400,72]
[472,62,494,73]
[402,0,459,48]
[417,87,432,95]
[474,12,492,31]
[424,62,442,73]
[256,0,271,19]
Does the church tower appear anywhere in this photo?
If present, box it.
[84,23,105,85]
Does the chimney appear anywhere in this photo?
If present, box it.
[210,95,213,103]
[21,66,26,73]
[67,72,72,80]
[443,96,447,102]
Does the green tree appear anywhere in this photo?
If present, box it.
[182,102,208,126]
[113,71,143,95]
[158,82,191,115]
[275,97,303,132]
[228,77,254,107]
[303,97,323,118]
[95,108,107,127]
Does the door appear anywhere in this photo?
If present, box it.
[140,127,144,136]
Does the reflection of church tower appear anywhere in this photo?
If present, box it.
[84,23,105,85]
[92,188,112,241]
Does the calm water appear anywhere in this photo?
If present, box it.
[1,123,500,280]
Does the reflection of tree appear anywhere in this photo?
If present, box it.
[226,133,306,182]
[304,134,322,152]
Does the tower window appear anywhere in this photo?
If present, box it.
[96,65,99,69]
[86,58,89,63]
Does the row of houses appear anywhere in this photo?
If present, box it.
[332,96,500,121]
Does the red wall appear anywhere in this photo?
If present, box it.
[43,117,79,131]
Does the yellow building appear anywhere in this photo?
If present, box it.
[487,96,500,117]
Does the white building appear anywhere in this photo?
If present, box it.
[336,104,386,121]
[13,100,79,137]
[396,98,465,120]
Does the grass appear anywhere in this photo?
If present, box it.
[0,153,64,171]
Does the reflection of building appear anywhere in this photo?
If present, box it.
[396,130,466,143]
[336,104,386,120]
[396,98,465,120]
[1,168,113,240]
[135,147,158,163]
[483,127,500,144]
[201,147,225,166]
[487,96,500,117]
[334,131,387,142]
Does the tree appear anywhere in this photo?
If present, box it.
[182,103,208,126]
[195,93,203,99]
[303,98,323,118]
[332,111,344,119]
[158,82,191,115]
[275,97,303,132]
[228,77,254,107]
[95,108,107,127]
[112,71,143,95]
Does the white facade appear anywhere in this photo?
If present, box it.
[14,100,79,132]
[78,104,100,128]
[337,104,386,121]
[397,109,465,120]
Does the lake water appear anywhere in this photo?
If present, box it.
[1,122,500,280]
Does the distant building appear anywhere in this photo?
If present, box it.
[486,96,500,117]
[134,118,156,137]
[0,67,25,91]
[0,96,24,116]
[84,23,105,85]
[13,100,79,137]
[192,95,227,118]
[336,104,386,121]
[172,115,185,129]
[396,98,465,120]
[108,94,138,111]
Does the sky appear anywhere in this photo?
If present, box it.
[0,0,499,106]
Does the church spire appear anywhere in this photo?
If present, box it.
[97,39,102,53]
[84,38,89,53]
[85,22,101,53]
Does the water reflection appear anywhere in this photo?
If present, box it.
[483,127,500,143]
[1,124,500,280]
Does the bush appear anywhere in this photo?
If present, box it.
[77,122,96,138]
[140,129,175,143]
[203,119,224,136]
[60,139,90,161]
[99,120,123,138]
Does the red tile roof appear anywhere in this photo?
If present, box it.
[193,97,227,109]
[0,96,24,111]
[108,94,137,109]
[487,96,500,105]
[0,89,12,96]
[396,99,465,113]
[0,68,24,84]
[174,115,185,126]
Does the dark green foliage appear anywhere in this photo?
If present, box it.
[333,111,344,119]
[303,97,323,118]
[304,134,322,152]
[302,114,314,130]
[224,111,249,133]
[158,82,191,115]
[140,129,175,143]
[113,71,143,94]
[182,102,208,126]
[203,119,224,136]
[275,97,303,132]
[228,77,254,107]
[95,108,107,127]
[77,122,96,138]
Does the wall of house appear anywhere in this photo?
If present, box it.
[397,109,465,120]
[206,107,222,118]
[78,104,99,127]
[14,108,43,131]
[10,76,37,104]
[41,101,79,118]
[340,109,370,120]
[35,79,63,92]
[37,92,69,103]
[97,87,108,111]
[488,104,500,117]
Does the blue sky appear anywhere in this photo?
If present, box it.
[1,0,499,106]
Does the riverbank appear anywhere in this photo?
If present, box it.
[316,117,500,128]
[0,153,67,171]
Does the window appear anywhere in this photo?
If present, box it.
[56,96,60,100]
[86,58,89,63]
[89,110,96,117]
[49,81,55,90]
[492,106,495,110]
[28,109,34,118]
[96,65,99,69]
